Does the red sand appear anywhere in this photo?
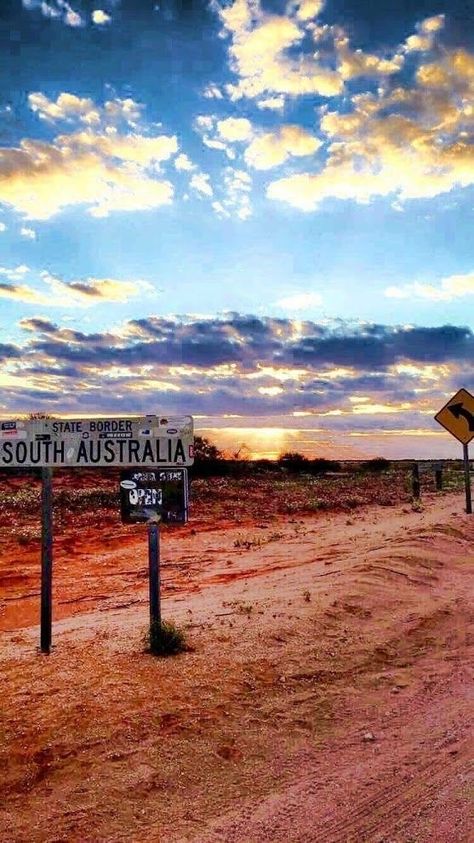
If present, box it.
[1,490,473,842]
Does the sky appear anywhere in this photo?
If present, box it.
[0,0,473,459]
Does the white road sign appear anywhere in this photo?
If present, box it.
[0,415,194,468]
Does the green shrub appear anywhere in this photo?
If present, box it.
[145,619,187,657]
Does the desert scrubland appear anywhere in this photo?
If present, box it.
[0,466,472,842]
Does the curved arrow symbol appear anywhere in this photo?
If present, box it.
[449,403,474,431]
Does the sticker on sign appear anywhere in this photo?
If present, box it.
[0,415,194,468]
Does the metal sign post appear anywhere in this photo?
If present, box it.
[40,468,53,653]
[435,388,474,515]
[148,520,161,627]
[463,444,472,515]
[0,412,194,652]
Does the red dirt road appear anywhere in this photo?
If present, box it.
[1,491,473,842]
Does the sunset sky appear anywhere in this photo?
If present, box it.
[0,0,473,458]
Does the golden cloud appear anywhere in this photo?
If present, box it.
[267,46,474,209]
[337,43,403,80]
[219,0,343,101]
[245,124,321,169]
[0,282,49,305]
[0,270,152,307]
[0,132,175,219]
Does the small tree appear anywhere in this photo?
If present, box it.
[193,436,223,462]
[191,436,227,477]
[278,451,308,472]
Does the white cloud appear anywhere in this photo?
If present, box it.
[20,226,37,239]
[202,84,224,100]
[275,291,322,309]
[257,96,285,110]
[28,92,142,128]
[385,272,474,302]
[23,0,86,27]
[218,0,343,102]
[0,222,6,232]
[0,265,30,280]
[215,167,252,219]
[245,124,321,169]
[92,10,112,25]
[216,116,253,142]
[190,172,214,197]
[174,153,195,171]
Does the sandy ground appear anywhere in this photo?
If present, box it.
[0,490,473,842]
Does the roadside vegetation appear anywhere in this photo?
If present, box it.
[144,619,188,657]
[0,438,467,545]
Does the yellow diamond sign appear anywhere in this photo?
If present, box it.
[435,388,474,445]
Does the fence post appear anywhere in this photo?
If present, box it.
[411,463,420,499]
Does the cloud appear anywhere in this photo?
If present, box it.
[217,0,343,102]
[404,14,445,53]
[190,172,214,197]
[58,128,178,165]
[0,264,30,280]
[245,124,321,169]
[22,0,85,27]
[0,222,6,232]
[216,116,253,142]
[92,9,111,25]
[386,272,474,302]
[28,92,142,128]
[256,96,285,110]
[0,94,176,219]
[213,167,252,219]
[202,84,225,100]
[174,153,195,171]
[267,46,474,209]
[28,92,102,126]
[3,314,471,425]
[336,42,403,80]
[275,292,323,310]
[0,268,152,306]
[20,227,37,239]
[0,282,49,305]
[291,0,325,23]
[19,317,59,334]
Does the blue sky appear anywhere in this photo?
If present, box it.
[0,0,473,458]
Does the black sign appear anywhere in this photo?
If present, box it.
[120,468,189,524]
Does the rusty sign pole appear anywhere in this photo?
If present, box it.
[40,468,53,653]
[462,444,472,515]
[148,519,161,627]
